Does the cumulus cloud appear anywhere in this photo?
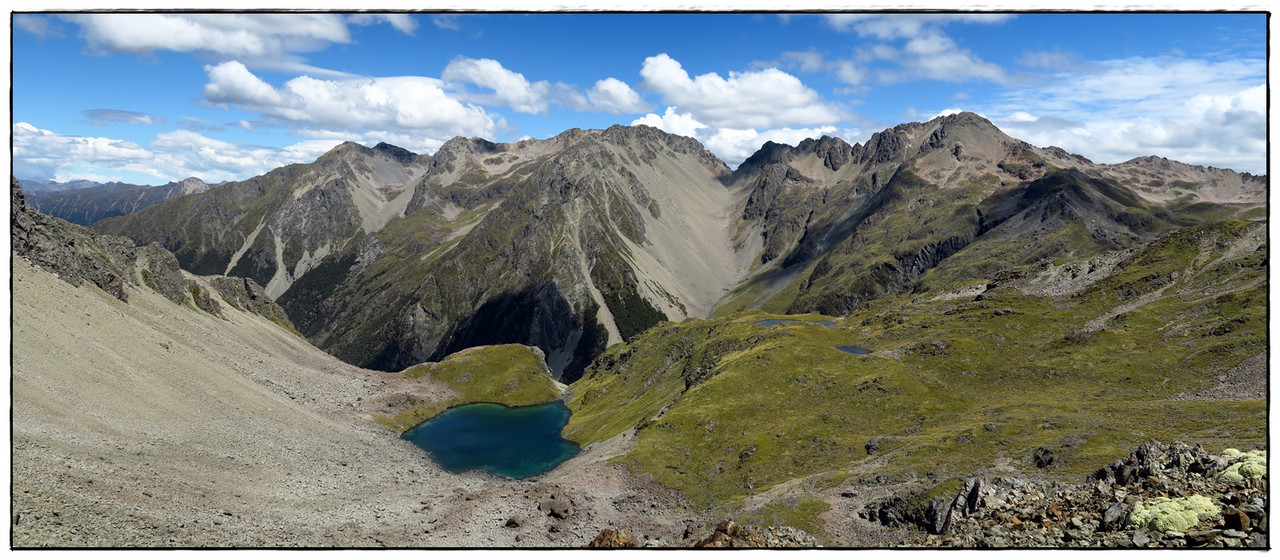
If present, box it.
[586,78,651,114]
[201,61,496,138]
[640,53,843,130]
[442,57,551,114]
[632,107,857,169]
[12,121,354,183]
[81,109,164,126]
[990,57,1266,174]
[443,56,648,115]
[631,107,707,138]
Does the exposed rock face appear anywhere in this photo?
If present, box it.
[724,112,1265,317]
[96,128,743,381]
[12,177,137,302]
[88,114,1266,378]
[862,442,1269,548]
[12,177,292,327]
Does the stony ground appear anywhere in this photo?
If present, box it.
[859,441,1268,548]
[10,257,711,547]
[10,250,1268,549]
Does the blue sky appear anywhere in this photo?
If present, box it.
[10,11,1269,185]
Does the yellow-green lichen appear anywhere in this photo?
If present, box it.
[1126,496,1220,533]
[1216,450,1267,484]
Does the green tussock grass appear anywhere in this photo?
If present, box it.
[566,220,1266,518]
[378,344,563,433]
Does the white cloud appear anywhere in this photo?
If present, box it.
[12,121,359,184]
[431,14,460,31]
[586,78,651,114]
[443,56,649,115]
[201,61,497,138]
[14,14,63,38]
[348,14,418,35]
[990,56,1266,174]
[442,57,550,114]
[631,107,707,138]
[66,14,351,57]
[824,14,1014,38]
[820,15,1011,86]
[62,14,414,77]
[631,107,856,169]
[81,109,164,126]
[1017,49,1087,70]
[13,122,154,180]
[781,51,867,87]
[640,53,843,130]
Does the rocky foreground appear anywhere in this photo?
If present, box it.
[864,441,1268,548]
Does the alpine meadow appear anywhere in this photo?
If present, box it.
[10,11,1269,549]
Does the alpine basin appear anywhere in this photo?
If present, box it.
[403,401,579,479]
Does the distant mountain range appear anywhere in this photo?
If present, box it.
[12,112,1268,547]
[90,113,1265,382]
[20,177,213,226]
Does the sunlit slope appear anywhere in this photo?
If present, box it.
[566,219,1266,516]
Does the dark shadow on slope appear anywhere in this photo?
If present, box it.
[363,282,602,382]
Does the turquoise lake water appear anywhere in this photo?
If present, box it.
[402,401,579,479]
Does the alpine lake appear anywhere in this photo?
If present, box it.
[403,401,579,479]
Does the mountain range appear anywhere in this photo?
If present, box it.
[12,112,1267,547]
[21,177,213,226]
[93,113,1265,382]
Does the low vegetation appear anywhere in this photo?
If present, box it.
[377,344,563,433]
[565,219,1266,526]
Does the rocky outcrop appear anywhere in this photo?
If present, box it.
[863,441,1268,548]
[12,177,137,302]
[587,527,640,548]
[689,520,818,548]
[13,177,292,327]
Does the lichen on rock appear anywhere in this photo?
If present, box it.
[1216,449,1266,484]
[1126,495,1220,533]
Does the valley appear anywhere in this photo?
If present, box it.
[10,112,1268,548]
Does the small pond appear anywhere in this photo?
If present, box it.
[755,319,837,328]
[835,345,871,355]
[403,401,579,479]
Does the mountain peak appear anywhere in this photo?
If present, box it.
[372,142,418,164]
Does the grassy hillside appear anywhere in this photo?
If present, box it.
[564,219,1266,533]
[377,344,564,432]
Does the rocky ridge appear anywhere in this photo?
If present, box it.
[863,441,1268,548]
[24,177,211,226]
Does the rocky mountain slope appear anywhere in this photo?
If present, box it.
[96,126,747,381]
[94,113,1263,386]
[12,108,1269,548]
[23,177,212,226]
[12,180,717,547]
[717,112,1266,316]
[563,216,1266,540]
